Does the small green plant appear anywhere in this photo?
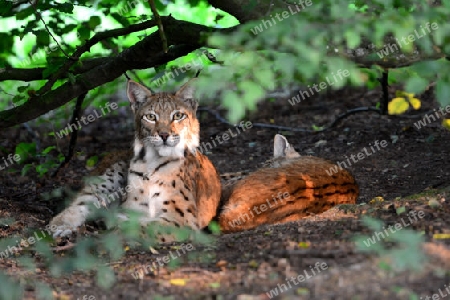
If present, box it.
[15,143,65,177]
[354,216,427,272]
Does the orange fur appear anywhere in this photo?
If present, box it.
[219,136,358,233]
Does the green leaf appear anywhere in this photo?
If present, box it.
[208,221,221,235]
[42,63,63,79]
[101,233,124,260]
[345,30,361,49]
[42,146,56,155]
[36,164,50,176]
[77,27,91,41]
[36,282,53,300]
[17,85,29,93]
[68,73,76,85]
[86,156,98,168]
[15,142,37,163]
[436,79,450,107]
[396,206,406,215]
[96,266,115,288]
[361,216,384,231]
[21,164,32,176]
[0,272,24,300]
[34,30,50,48]
[16,7,34,20]
[405,77,429,95]
[12,95,25,105]
[52,3,74,13]
[88,16,102,30]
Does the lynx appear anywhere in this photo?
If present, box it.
[49,80,358,240]
[219,134,358,232]
[49,79,221,238]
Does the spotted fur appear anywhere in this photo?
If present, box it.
[49,79,221,238]
[48,82,358,241]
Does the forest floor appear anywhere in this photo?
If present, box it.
[0,85,449,300]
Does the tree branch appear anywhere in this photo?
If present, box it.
[0,57,110,82]
[0,16,236,129]
[35,19,159,96]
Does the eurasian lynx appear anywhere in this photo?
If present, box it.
[49,79,221,238]
[219,134,358,232]
[49,80,358,240]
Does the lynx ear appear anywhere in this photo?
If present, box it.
[274,134,300,158]
[127,80,152,113]
[175,78,198,111]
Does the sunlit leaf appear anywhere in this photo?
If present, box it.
[388,97,409,115]
[170,279,187,286]
[442,119,450,131]
[408,97,421,110]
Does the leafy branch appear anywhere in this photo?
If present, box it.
[0,16,236,129]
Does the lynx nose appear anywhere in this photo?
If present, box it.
[159,132,169,142]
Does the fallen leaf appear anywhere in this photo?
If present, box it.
[298,241,310,248]
[433,234,450,239]
[248,260,259,268]
[442,119,450,131]
[170,278,187,286]
[388,97,409,115]
[216,260,227,268]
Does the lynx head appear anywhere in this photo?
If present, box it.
[263,134,301,168]
[127,79,200,157]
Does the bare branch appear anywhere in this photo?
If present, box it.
[148,0,168,53]
[0,58,110,82]
[29,1,70,58]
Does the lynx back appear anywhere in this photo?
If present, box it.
[219,134,358,233]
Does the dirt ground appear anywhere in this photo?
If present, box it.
[0,84,449,300]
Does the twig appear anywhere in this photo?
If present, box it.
[28,1,70,58]
[200,49,224,65]
[53,241,76,252]
[35,19,157,97]
[198,106,382,133]
[323,106,381,130]
[379,70,389,115]
[51,93,87,177]
[197,107,233,126]
[147,0,168,53]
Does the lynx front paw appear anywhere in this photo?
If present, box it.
[48,206,88,238]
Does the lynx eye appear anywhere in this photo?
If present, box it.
[172,112,185,121]
[143,114,157,122]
